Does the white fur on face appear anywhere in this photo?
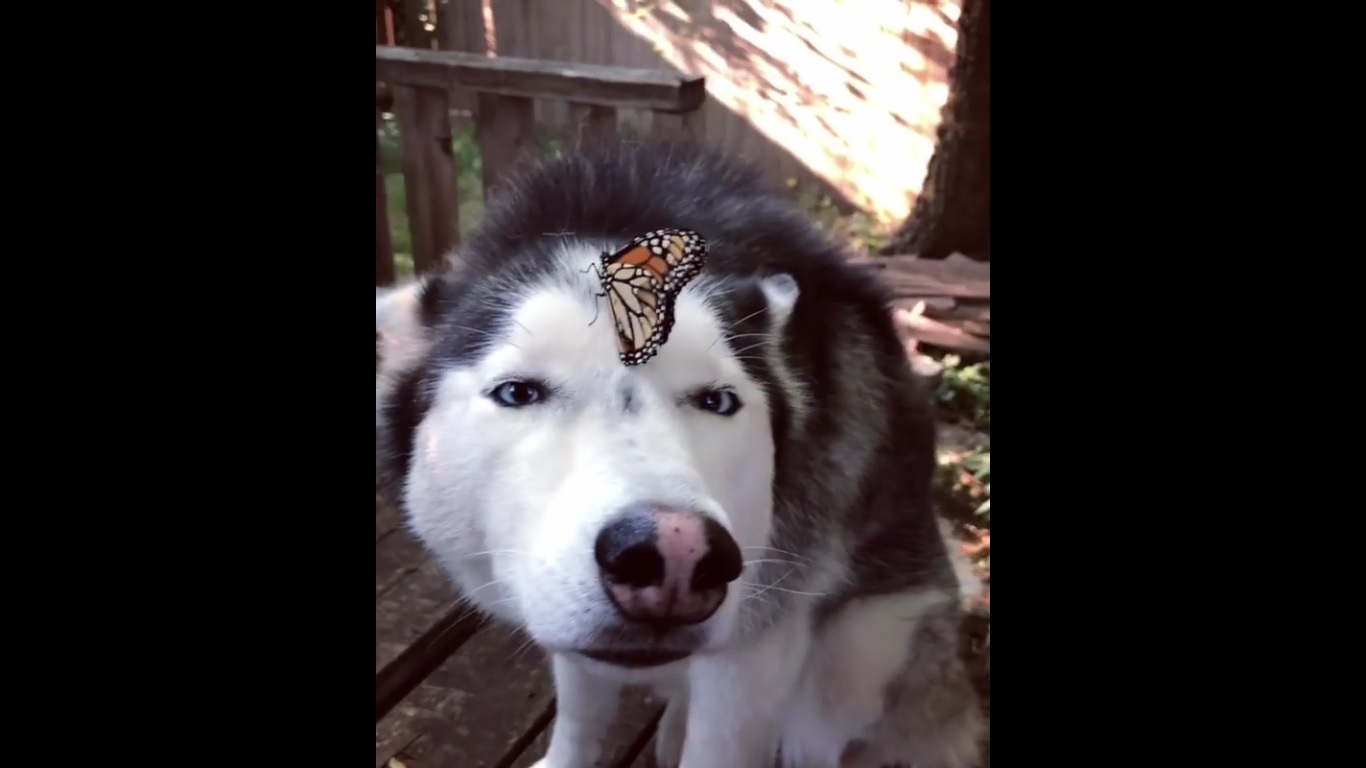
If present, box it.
[403,246,783,654]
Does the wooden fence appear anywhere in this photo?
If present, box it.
[374,0,959,226]
[375,44,705,285]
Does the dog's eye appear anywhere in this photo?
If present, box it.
[693,388,742,416]
[489,380,547,408]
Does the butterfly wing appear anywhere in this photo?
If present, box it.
[631,229,708,296]
[597,228,708,366]
[602,261,672,365]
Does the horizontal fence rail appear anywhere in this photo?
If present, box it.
[376,45,707,285]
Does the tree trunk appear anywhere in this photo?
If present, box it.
[882,0,990,261]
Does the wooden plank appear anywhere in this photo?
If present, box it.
[893,308,991,355]
[379,661,665,768]
[650,110,703,143]
[849,253,990,285]
[376,624,555,768]
[378,528,451,670]
[895,296,957,313]
[606,697,664,768]
[376,112,396,286]
[392,85,459,275]
[922,301,990,323]
[377,45,706,113]
[505,689,664,768]
[890,302,988,339]
[392,86,434,275]
[376,528,488,720]
[850,256,989,301]
[436,0,487,114]
[878,270,990,301]
[478,93,536,199]
[417,85,459,264]
[958,319,990,337]
[400,0,433,48]
[376,494,403,541]
[630,736,660,767]
[573,102,618,145]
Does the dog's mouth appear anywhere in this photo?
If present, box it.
[576,648,692,668]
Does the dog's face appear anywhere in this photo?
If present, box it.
[378,247,800,667]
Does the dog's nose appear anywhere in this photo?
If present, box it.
[594,504,743,627]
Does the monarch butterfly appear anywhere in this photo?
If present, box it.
[590,228,708,366]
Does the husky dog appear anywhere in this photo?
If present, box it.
[376,142,983,768]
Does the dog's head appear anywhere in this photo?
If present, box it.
[377,247,801,669]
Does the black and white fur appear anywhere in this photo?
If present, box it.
[376,141,983,768]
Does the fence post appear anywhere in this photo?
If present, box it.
[376,109,396,286]
[393,85,459,275]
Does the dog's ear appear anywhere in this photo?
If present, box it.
[376,269,453,397]
[757,273,800,330]
[377,279,427,371]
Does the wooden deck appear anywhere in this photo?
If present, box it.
[375,45,990,768]
[851,253,991,356]
[376,496,667,768]
[376,493,990,768]
[375,257,991,768]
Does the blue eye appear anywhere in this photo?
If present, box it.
[490,380,547,408]
[694,388,742,416]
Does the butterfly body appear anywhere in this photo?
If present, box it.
[593,228,708,366]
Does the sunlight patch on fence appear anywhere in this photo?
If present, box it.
[601,0,958,223]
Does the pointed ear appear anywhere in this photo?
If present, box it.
[376,270,451,396]
[757,273,800,331]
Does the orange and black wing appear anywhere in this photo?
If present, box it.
[601,262,673,365]
[626,228,708,295]
[597,228,708,366]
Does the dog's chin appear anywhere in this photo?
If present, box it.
[575,647,693,668]
[538,618,715,673]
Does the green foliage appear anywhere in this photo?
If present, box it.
[790,181,888,254]
[932,355,991,527]
[961,449,990,524]
[377,117,492,280]
[936,355,990,434]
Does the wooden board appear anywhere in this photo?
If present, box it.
[851,254,990,302]
[376,623,553,767]
[377,494,403,541]
[477,93,537,198]
[877,270,989,301]
[849,253,990,284]
[860,255,990,356]
[505,690,664,768]
[923,302,990,323]
[377,529,464,672]
[377,622,664,768]
[376,527,487,721]
[891,303,990,355]
[376,45,705,113]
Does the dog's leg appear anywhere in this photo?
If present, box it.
[533,653,621,768]
[653,677,689,768]
[678,619,811,768]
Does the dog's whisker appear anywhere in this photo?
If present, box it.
[708,306,771,350]
[743,558,807,569]
[743,586,829,598]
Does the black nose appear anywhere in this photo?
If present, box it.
[594,514,664,587]
[693,516,743,590]
[593,508,743,589]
